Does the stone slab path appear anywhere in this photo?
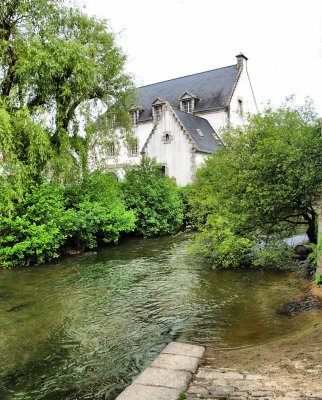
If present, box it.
[115,342,205,400]
[185,364,322,399]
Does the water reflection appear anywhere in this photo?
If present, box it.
[0,234,321,399]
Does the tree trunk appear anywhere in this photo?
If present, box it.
[306,212,317,244]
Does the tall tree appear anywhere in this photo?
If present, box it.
[0,0,135,211]
[188,100,322,268]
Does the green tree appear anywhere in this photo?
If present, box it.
[188,100,322,268]
[0,172,136,268]
[0,0,135,212]
[122,157,184,237]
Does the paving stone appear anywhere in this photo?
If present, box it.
[250,390,273,397]
[245,374,264,380]
[162,342,205,358]
[196,369,244,380]
[135,367,192,390]
[219,368,241,373]
[230,380,262,390]
[115,383,181,400]
[209,385,231,396]
[187,385,210,395]
[152,353,200,373]
[233,391,250,396]
[284,391,303,398]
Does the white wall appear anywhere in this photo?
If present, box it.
[88,121,154,176]
[144,104,194,186]
[229,64,258,127]
[195,152,208,169]
[195,109,227,137]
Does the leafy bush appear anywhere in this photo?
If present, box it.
[0,172,136,268]
[252,241,293,269]
[0,184,76,267]
[65,171,135,249]
[307,238,322,266]
[122,158,184,237]
[192,215,254,269]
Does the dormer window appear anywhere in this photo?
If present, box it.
[182,99,192,113]
[153,105,162,120]
[152,98,165,122]
[130,110,139,126]
[179,92,198,114]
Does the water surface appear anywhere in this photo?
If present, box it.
[0,234,320,399]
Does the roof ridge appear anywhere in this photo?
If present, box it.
[139,64,237,89]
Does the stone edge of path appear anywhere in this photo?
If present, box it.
[115,342,205,400]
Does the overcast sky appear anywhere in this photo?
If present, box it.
[78,0,322,114]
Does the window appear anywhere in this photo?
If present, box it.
[130,110,139,126]
[238,99,244,116]
[153,105,162,120]
[182,99,192,113]
[179,92,197,113]
[162,131,172,143]
[106,142,115,156]
[130,139,138,156]
[161,165,166,176]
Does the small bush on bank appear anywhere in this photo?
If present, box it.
[0,172,136,268]
[122,157,184,237]
[64,171,135,249]
[0,184,76,267]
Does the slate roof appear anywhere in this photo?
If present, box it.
[137,64,238,122]
[174,109,223,153]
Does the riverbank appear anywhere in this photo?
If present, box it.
[185,285,322,399]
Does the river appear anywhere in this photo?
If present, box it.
[0,234,320,399]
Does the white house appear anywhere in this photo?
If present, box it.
[91,53,258,186]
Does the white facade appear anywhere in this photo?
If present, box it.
[91,53,257,185]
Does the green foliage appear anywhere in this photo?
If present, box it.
[188,100,322,268]
[308,238,322,266]
[0,0,135,209]
[65,171,135,249]
[122,158,184,237]
[252,241,293,270]
[0,172,135,268]
[192,215,254,268]
[315,274,322,285]
[0,184,75,267]
[0,104,52,215]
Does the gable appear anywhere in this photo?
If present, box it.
[141,103,223,155]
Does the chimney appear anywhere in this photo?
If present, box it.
[236,52,248,70]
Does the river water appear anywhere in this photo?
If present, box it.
[0,234,321,399]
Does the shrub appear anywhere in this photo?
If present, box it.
[65,171,136,249]
[192,215,254,269]
[0,184,76,267]
[0,172,136,268]
[122,158,184,237]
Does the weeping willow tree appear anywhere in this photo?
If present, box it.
[0,0,135,215]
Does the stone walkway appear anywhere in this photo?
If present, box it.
[115,330,322,400]
[185,364,322,399]
[115,342,205,400]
